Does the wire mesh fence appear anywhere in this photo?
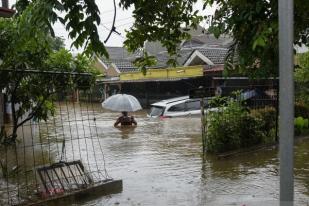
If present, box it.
[0,71,115,205]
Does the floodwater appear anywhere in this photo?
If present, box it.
[79,104,309,206]
[1,103,309,205]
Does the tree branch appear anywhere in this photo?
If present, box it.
[16,91,55,128]
[16,112,35,128]
[104,0,116,43]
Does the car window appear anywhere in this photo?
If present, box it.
[149,106,165,116]
[186,100,201,111]
[168,102,185,112]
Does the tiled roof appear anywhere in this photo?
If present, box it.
[100,46,229,73]
[144,28,232,54]
[155,48,195,67]
[105,47,140,59]
[177,49,196,65]
[197,47,229,65]
[155,46,228,67]
[101,58,138,73]
[191,34,233,48]
[181,40,204,48]
[182,47,228,65]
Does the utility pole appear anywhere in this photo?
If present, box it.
[279,0,294,205]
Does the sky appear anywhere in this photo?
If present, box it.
[53,0,133,51]
[53,0,216,52]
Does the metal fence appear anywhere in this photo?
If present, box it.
[0,71,118,205]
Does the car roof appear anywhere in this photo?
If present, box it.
[151,96,190,107]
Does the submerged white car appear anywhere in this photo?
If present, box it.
[148,96,217,118]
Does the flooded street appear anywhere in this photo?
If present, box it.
[77,104,309,206]
[1,103,309,205]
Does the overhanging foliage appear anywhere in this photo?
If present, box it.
[204,0,309,77]
[0,16,96,143]
[10,0,309,74]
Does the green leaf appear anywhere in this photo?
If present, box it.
[252,36,266,50]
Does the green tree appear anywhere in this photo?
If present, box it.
[15,0,108,58]
[14,0,203,63]
[0,16,96,143]
[49,36,65,51]
[204,0,309,77]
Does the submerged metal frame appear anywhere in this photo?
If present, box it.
[37,160,94,195]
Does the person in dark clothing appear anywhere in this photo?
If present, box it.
[114,111,137,127]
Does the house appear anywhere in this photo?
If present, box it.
[0,0,14,17]
[94,49,230,106]
[92,26,235,106]
[94,26,276,106]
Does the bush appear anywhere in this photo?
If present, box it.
[206,100,243,153]
[208,95,229,107]
[206,102,243,153]
[205,99,277,153]
[295,101,309,119]
[239,115,266,147]
[294,116,309,135]
[250,107,277,138]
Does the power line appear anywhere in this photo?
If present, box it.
[116,21,134,28]
[100,8,116,14]
[100,24,112,31]
[101,16,134,24]
[98,24,126,40]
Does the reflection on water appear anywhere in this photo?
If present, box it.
[114,126,137,139]
[1,103,309,205]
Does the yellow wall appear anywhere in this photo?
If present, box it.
[120,65,203,81]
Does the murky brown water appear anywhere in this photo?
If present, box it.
[1,103,309,205]
[77,104,309,206]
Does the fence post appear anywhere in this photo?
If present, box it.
[201,97,206,153]
[0,93,4,129]
[279,0,294,205]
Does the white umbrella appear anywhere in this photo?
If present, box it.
[102,94,142,112]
